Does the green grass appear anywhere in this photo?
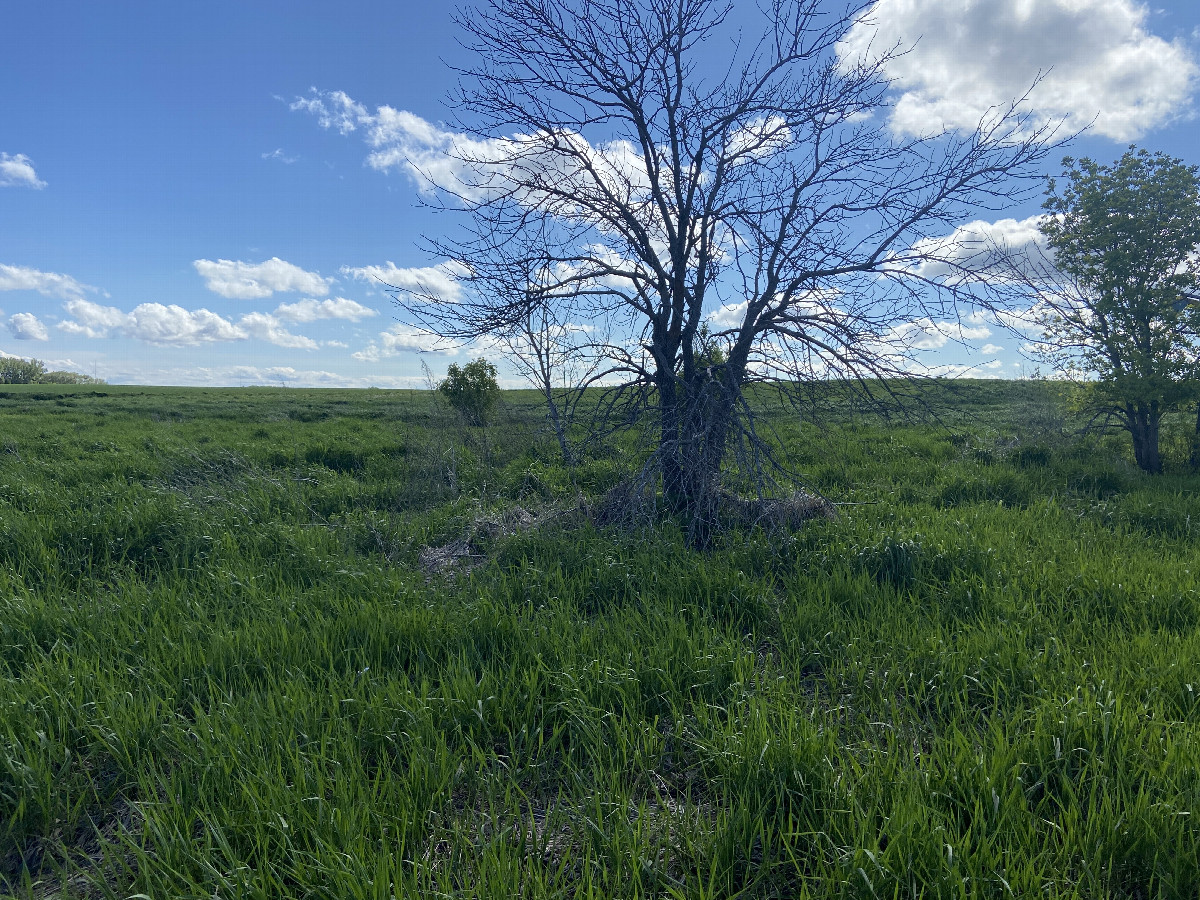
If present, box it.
[1,382,1198,898]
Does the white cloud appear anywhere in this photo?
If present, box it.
[238,312,319,350]
[838,0,1198,139]
[353,323,456,361]
[902,216,1053,282]
[104,362,431,389]
[60,300,244,345]
[7,313,50,341]
[0,153,45,188]
[272,297,377,322]
[59,299,326,350]
[980,343,1005,355]
[58,300,131,338]
[707,290,844,334]
[955,322,992,340]
[0,263,93,299]
[880,316,991,351]
[262,148,298,164]
[289,89,368,135]
[293,88,651,211]
[193,257,332,299]
[342,260,468,304]
[725,116,792,163]
[135,305,247,345]
[710,301,749,330]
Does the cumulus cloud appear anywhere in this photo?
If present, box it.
[901,216,1054,282]
[60,300,245,345]
[352,323,455,362]
[58,300,319,349]
[293,88,651,209]
[238,312,319,349]
[0,153,45,188]
[193,257,332,299]
[707,290,845,334]
[880,317,992,351]
[709,301,750,330]
[838,0,1198,139]
[342,260,468,304]
[104,362,430,389]
[7,313,49,341]
[349,344,382,363]
[272,297,377,322]
[292,89,492,196]
[980,343,1005,355]
[0,263,93,299]
[725,116,792,163]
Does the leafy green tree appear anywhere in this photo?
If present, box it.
[39,370,106,385]
[1036,148,1200,473]
[0,357,106,385]
[439,358,501,426]
[0,357,47,384]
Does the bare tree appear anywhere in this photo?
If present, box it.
[498,296,611,465]
[397,0,1061,535]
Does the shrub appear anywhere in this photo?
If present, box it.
[439,358,500,425]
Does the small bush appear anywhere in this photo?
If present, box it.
[439,358,500,426]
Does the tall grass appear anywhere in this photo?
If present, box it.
[1,383,1197,898]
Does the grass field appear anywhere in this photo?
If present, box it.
[1,382,1198,898]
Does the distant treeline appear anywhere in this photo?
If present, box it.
[0,357,105,385]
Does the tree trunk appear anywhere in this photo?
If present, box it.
[543,386,572,466]
[658,371,686,510]
[1129,404,1163,473]
[657,367,737,546]
[1190,401,1200,472]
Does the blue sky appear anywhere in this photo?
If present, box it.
[3,0,1198,386]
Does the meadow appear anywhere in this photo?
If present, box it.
[1,381,1198,899]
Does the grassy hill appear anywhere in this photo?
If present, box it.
[1,382,1197,898]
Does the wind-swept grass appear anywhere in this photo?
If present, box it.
[1,383,1197,898]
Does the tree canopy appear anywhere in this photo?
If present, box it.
[0,357,105,385]
[1035,147,1200,473]
[396,0,1060,538]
